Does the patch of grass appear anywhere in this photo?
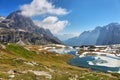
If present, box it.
[6,44,35,59]
[0,72,8,79]
[0,44,119,80]
[111,73,120,79]
[14,72,37,80]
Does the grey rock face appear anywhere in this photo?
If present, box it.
[64,26,101,46]
[64,23,120,46]
[96,23,120,45]
[0,11,61,45]
[6,10,36,31]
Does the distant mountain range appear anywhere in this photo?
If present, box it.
[64,23,120,46]
[0,10,61,45]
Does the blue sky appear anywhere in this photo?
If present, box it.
[1,0,120,40]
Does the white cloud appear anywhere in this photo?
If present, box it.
[20,0,68,17]
[20,0,69,35]
[34,16,68,34]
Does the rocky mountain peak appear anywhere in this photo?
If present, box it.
[0,10,62,45]
[64,22,120,46]
[6,10,36,31]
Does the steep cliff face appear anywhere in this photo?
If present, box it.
[64,27,101,46]
[78,27,101,45]
[96,23,120,45]
[6,11,36,31]
[64,23,120,46]
[0,11,61,45]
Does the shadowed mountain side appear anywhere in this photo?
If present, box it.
[0,10,62,45]
[64,23,120,46]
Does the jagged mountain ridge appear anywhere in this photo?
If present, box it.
[96,23,120,45]
[6,10,36,31]
[0,10,61,45]
[64,23,120,46]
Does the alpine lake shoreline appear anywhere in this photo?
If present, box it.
[0,43,120,80]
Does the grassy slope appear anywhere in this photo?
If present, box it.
[0,44,119,80]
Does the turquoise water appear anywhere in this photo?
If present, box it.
[68,56,120,72]
[49,48,120,73]
[48,48,78,55]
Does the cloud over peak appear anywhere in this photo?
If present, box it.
[20,0,68,17]
[34,16,68,34]
[20,0,69,34]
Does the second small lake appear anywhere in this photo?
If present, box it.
[68,52,120,73]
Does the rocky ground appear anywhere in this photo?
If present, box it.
[0,43,119,80]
